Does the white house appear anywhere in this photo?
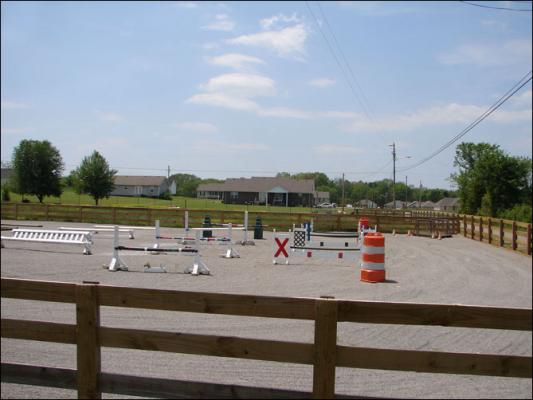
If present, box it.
[110,176,176,198]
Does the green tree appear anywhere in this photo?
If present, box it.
[11,139,64,203]
[72,151,117,205]
[451,142,531,216]
[170,173,202,197]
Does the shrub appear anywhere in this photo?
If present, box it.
[1,185,10,202]
[499,204,532,224]
[159,191,172,200]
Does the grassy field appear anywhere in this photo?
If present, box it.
[4,189,325,214]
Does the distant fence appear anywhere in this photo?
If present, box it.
[2,202,530,256]
[1,278,531,399]
[0,202,457,232]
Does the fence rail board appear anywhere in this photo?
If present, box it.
[1,278,531,399]
[100,327,314,365]
[337,301,532,330]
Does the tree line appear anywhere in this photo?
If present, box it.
[2,139,531,222]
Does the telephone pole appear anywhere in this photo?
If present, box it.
[389,143,396,206]
[341,172,345,212]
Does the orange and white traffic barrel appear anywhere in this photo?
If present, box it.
[360,232,385,283]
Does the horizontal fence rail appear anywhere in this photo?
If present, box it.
[1,278,531,399]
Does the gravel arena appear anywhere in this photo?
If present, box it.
[1,219,531,399]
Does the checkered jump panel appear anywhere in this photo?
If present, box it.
[293,230,306,248]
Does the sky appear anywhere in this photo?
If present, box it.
[1,1,532,190]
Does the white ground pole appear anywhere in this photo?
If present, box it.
[154,220,161,249]
[184,230,210,276]
[108,225,129,272]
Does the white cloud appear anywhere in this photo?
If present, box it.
[481,19,509,33]
[260,13,302,30]
[437,39,532,67]
[95,111,124,123]
[342,102,532,133]
[227,24,309,59]
[258,107,313,119]
[308,78,336,88]
[203,14,235,31]
[1,101,30,110]
[510,89,532,107]
[208,53,265,70]
[193,140,270,152]
[1,127,30,135]
[200,73,275,97]
[312,145,363,155]
[171,122,219,133]
[175,2,198,9]
[186,92,260,111]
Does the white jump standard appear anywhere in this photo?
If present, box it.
[1,229,93,255]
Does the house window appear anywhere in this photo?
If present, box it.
[230,191,238,199]
[124,186,128,190]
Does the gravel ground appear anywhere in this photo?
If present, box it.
[1,219,531,399]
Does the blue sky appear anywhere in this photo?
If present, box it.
[1,1,531,189]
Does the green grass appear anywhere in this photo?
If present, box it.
[4,188,332,214]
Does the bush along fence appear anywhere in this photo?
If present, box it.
[1,278,531,399]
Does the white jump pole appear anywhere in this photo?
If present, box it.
[184,230,210,275]
[243,210,248,243]
[154,220,160,249]
[109,225,128,272]
[184,211,189,232]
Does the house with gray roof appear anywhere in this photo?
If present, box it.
[356,199,378,209]
[407,200,436,209]
[197,176,316,207]
[110,176,176,198]
[384,200,407,209]
[434,197,460,212]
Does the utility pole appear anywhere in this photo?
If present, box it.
[419,180,422,208]
[389,142,396,207]
[167,165,170,179]
[341,172,345,212]
[405,175,408,206]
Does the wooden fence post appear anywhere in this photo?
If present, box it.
[79,206,83,223]
[336,215,341,231]
[312,297,338,399]
[471,215,475,240]
[220,210,225,224]
[512,221,517,251]
[112,207,117,224]
[14,203,19,220]
[76,282,101,399]
[488,218,492,245]
[463,215,466,237]
[376,216,380,232]
[499,219,504,247]
[45,204,49,221]
[479,217,483,242]
[526,224,531,256]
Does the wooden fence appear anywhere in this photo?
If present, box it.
[2,202,531,255]
[458,215,532,256]
[1,278,531,399]
[1,202,458,233]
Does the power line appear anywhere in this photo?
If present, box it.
[316,2,376,121]
[460,1,532,12]
[398,70,532,172]
[304,1,377,125]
